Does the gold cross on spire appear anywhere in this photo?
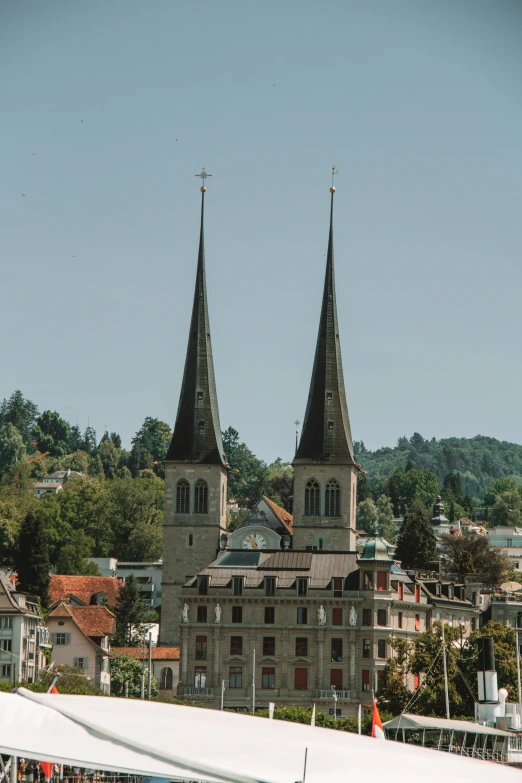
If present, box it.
[195,167,212,192]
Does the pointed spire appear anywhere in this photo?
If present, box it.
[294,186,355,465]
[165,186,226,466]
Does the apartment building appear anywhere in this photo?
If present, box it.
[0,572,50,684]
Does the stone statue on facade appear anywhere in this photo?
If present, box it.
[215,603,222,623]
[317,605,326,625]
[349,605,357,627]
[182,603,189,623]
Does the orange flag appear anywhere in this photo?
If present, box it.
[371,698,385,739]
[40,683,59,778]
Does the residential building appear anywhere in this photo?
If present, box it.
[49,574,121,609]
[112,646,180,698]
[0,572,50,684]
[418,579,482,635]
[33,469,82,498]
[488,527,522,574]
[88,559,163,608]
[48,603,115,693]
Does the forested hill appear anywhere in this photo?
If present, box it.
[354,433,522,498]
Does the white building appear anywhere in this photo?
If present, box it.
[0,573,50,684]
[488,527,522,574]
[34,469,83,498]
[89,558,163,608]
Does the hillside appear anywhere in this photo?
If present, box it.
[355,433,522,498]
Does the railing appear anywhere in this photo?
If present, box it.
[318,689,355,700]
[182,686,215,697]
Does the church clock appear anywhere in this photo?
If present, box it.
[242,533,268,550]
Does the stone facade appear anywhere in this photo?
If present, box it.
[161,462,227,644]
[292,464,357,551]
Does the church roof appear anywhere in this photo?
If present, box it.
[431,495,449,525]
[263,496,293,533]
[165,189,226,466]
[294,190,355,465]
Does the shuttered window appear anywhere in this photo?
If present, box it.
[330,669,343,689]
[294,668,308,690]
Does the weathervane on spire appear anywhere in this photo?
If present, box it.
[195,167,212,192]
[331,165,338,192]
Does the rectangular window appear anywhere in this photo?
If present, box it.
[199,577,209,595]
[197,606,207,623]
[297,607,308,625]
[195,635,207,660]
[330,669,343,689]
[265,577,276,596]
[398,612,403,629]
[188,534,193,547]
[295,637,308,656]
[262,667,275,689]
[194,666,207,688]
[2,640,12,652]
[331,638,343,662]
[435,612,441,621]
[332,608,342,626]
[232,577,244,596]
[1,664,11,678]
[230,636,243,656]
[232,606,243,624]
[229,666,242,688]
[448,614,453,625]
[264,606,275,624]
[376,572,387,591]
[362,609,372,626]
[297,578,308,597]
[333,578,343,598]
[77,658,84,670]
[413,673,420,691]
[362,669,370,692]
[362,639,370,658]
[55,633,66,645]
[471,618,476,632]
[263,637,275,656]
[415,585,420,602]
[377,609,387,627]
[3,617,13,629]
[294,667,308,690]
[397,582,404,600]
[377,639,386,659]
[363,572,373,590]
[415,614,421,631]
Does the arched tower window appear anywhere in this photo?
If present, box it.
[304,479,320,516]
[194,479,209,514]
[325,479,341,516]
[160,667,173,690]
[176,479,190,513]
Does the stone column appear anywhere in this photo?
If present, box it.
[316,629,325,692]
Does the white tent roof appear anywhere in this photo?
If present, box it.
[384,713,514,737]
[2,689,522,783]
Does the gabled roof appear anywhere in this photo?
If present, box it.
[0,572,23,613]
[113,646,180,661]
[49,603,116,637]
[49,575,121,608]
[262,496,293,533]
[165,189,226,467]
[294,189,355,466]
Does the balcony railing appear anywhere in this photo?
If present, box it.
[318,689,356,701]
[182,686,215,697]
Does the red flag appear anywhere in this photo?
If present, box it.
[40,682,59,778]
[371,698,385,739]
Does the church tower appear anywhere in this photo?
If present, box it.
[161,179,228,645]
[292,184,358,552]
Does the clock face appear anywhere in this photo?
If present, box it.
[242,533,267,550]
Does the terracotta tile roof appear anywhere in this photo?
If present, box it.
[113,646,180,661]
[262,496,293,533]
[50,603,116,637]
[49,575,121,607]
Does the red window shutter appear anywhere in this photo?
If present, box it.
[415,614,421,631]
[294,668,308,690]
[398,582,404,600]
[330,669,343,689]
[413,674,420,691]
[415,585,420,602]
[377,571,387,591]
[332,608,342,626]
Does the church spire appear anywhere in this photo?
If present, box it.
[165,178,226,466]
[294,184,355,465]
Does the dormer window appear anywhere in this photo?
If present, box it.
[264,577,276,596]
[436,582,442,597]
[232,576,244,596]
[198,576,209,595]
[332,578,343,598]
[297,578,309,597]
[448,585,454,599]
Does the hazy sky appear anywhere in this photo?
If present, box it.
[1,0,521,463]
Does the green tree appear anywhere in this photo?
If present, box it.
[0,390,39,447]
[376,494,395,540]
[395,498,438,570]
[409,622,467,717]
[377,637,412,714]
[442,471,463,505]
[0,423,27,479]
[131,417,171,478]
[68,425,83,452]
[15,510,51,606]
[439,532,513,585]
[33,411,71,457]
[460,622,519,711]
[356,498,377,534]
[113,574,154,646]
[222,427,269,505]
[105,475,164,561]
[81,426,98,454]
[491,490,522,527]
[56,529,100,575]
[110,653,159,698]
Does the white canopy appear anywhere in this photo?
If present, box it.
[2,689,522,783]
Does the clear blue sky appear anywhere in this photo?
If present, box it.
[1,0,521,462]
